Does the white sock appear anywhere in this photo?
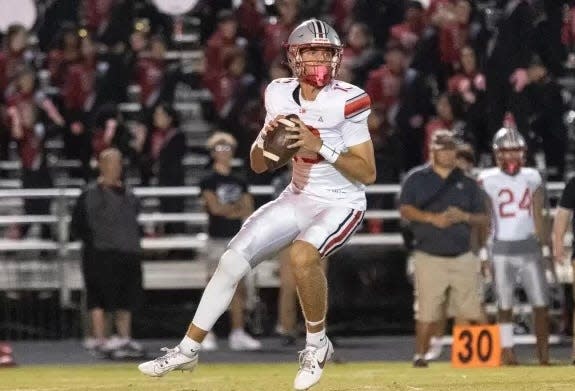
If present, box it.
[413,353,423,361]
[178,335,201,357]
[499,323,514,348]
[306,329,326,348]
[192,249,251,331]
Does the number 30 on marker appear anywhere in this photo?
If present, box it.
[452,325,501,367]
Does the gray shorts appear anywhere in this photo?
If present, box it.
[492,238,549,310]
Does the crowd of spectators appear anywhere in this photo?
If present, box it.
[0,0,574,235]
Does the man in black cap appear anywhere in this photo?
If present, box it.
[399,129,488,367]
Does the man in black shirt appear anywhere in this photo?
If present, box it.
[198,132,261,351]
[552,176,575,363]
[71,148,144,359]
[399,130,488,367]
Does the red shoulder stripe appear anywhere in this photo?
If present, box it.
[344,93,371,119]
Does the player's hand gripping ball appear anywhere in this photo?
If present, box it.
[263,114,300,171]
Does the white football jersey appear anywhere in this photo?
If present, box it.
[478,167,542,241]
[263,78,372,210]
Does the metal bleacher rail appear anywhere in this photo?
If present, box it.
[0,182,572,309]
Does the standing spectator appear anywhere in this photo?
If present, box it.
[485,0,536,143]
[525,58,567,181]
[399,130,488,367]
[61,33,100,178]
[91,104,144,170]
[479,127,550,365]
[552,173,575,364]
[141,104,186,233]
[199,132,261,351]
[4,67,65,240]
[70,148,144,359]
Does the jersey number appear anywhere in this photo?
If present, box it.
[497,188,532,218]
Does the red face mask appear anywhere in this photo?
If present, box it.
[496,149,524,175]
[302,64,332,87]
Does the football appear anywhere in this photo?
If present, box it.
[263,114,300,171]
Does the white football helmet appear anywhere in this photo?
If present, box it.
[492,127,527,176]
[285,18,343,87]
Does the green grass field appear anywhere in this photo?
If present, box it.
[1,362,574,391]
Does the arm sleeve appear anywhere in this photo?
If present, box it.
[559,178,575,210]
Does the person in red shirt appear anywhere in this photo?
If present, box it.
[204,10,243,85]
[329,0,356,36]
[235,0,265,42]
[262,0,301,67]
[437,0,471,70]
[423,93,464,160]
[0,24,29,94]
[4,67,64,239]
[0,24,30,161]
[448,46,488,154]
[389,1,426,58]
[141,104,185,233]
[134,35,166,108]
[365,46,407,129]
[61,33,99,178]
[45,25,81,88]
[205,48,258,159]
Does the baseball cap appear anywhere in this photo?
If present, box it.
[429,129,457,150]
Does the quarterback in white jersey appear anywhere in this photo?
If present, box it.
[478,127,549,365]
[263,77,371,209]
[139,19,376,390]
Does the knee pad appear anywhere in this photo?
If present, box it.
[217,248,251,282]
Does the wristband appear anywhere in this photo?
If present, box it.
[318,143,340,164]
[542,245,551,258]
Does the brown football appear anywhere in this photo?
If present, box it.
[263,114,300,171]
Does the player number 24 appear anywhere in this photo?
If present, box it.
[497,188,532,218]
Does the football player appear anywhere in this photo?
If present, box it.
[478,127,550,365]
[139,19,375,390]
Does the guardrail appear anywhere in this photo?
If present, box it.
[0,184,570,306]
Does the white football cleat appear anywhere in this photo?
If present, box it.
[229,329,262,351]
[293,338,334,390]
[138,346,198,377]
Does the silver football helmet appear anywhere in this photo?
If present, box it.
[492,127,527,175]
[285,19,343,87]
